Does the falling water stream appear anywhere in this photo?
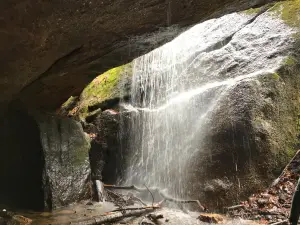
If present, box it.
[120,11,281,199]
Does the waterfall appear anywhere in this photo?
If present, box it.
[119,10,288,199]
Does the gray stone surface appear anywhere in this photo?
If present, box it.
[175,8,300,207]
[36,114,91,209]
[88,109,130,184]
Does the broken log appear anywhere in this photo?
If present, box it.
[95,180,105,202]
[104,184,205,211]
[56,207,158,225]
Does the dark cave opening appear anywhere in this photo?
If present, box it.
[0,103,44,210]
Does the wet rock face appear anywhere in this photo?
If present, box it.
[88,110,130,185]
[178,5,300,208]
[36,115,91,209]
[0,0,275,109]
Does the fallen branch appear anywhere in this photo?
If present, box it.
[111,206,160,212]
[56,207,157,225]
[272,150,300,187]
[106,188,148,207]
[268,219,289,225]
[131,195,148,207]
[225,204,245,211]
[104,184,146,191]
[255,210,286,216]
[104,184,205,211]
[144,184,154,207]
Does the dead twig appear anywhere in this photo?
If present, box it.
[111,206,160,213]
[144,184,155,207]
[131,195,148,206]
[268,219,289,225]
[272,150,300,187]
[104,184,205,211]
[225,204,245,211]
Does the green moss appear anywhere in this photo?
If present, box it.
[62,96,77,108]
[78,63,132,118]
[258,72,281,84]
[71,133,90,166]
[272,72,280,80]
[284,56,297,66]
[78,106,89,119]
[242,7,261,15]
[287,146,297,158]
[270,0,300,28]
[82,64,130,102]
[282,115,300,160]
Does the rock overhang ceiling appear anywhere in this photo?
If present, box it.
[0,0,275,110]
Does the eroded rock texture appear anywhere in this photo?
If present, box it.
[174,5,300,207]
[36,114,91,209]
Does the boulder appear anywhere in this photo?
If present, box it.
[177,2,300,208]
[89,110,130,184]
[36,114,91,209]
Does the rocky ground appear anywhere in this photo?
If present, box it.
[0,204,259,225]
[0,151,299,225]
[227,150,300,224]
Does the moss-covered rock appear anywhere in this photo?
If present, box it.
[81,64,132,106]
[242,7,262,15]
[59,96,79,116]
[64,63,133,120]
[270,0,300,28]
